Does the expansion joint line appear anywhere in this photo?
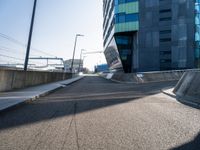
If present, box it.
[74,102,80,150]
[61,102,80,150]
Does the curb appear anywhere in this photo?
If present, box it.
[59,76,84,85]
[161,89,176,98]
[98,74,179,84]
[161,89,200,109]
[0,76,84,113]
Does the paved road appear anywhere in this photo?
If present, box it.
[0,75,199,150]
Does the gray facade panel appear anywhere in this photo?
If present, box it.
[171,0,195,69]
[139,0,160,71]
[138,0,195,71]
[138,50,160,72]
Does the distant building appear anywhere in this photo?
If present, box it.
[64,59,83,72]
[95,64,109,72]
[103,0,199,73]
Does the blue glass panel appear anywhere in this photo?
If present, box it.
[126,13,138,22]
[195,33,200,41]
[115,13,138,23]
[115,0,137,5]
[116,37,129,44]
[195,1,200,59]
[195,48,200,58]
[118,14,126,23]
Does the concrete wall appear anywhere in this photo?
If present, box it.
[0,69,72,92]
[173,71,200,103]
[109,70,185,83]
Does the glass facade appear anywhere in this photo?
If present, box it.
[115,0,137,5]
[115,34,133,72]
[195,0,200,67]
[114,1,138,72]
[104,0,196,72]
[103,0,139,72]
[115,13,138,23]
[114,0,139,33]
[104,37,123,69]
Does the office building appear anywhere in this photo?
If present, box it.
[64,59,83,72]
[103,0,199,73]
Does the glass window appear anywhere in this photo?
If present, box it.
[115,0,137,5]
[118,0,125,4]
[115,36,132,45]
[116,37,129,45]
[126,13,138,22]
[195,1,200,60]
[115,13,138,23]
[118,13,125,23]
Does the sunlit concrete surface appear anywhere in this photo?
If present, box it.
[0,69,72,92]
[0,76,83,111]
[0,76,199,150]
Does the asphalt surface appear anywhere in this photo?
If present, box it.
[0,75,199,150]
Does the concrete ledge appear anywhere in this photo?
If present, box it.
[0,76,84,112]
[99,70,189,84]
[162,88,200,108]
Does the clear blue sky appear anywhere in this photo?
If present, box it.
[0,0,106,70]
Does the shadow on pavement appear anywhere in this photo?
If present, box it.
[0,97,139,130]
[0,76,177,131]
[171,132,200,150]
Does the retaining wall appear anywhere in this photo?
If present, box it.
[173,71,200,103]
[0,69,72,92]
[109,70,185,83]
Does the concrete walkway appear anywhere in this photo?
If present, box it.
[0,76,84,112]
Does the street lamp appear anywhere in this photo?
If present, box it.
[78,49,86,73]
[71,34,84,73]
[24,0,37,71]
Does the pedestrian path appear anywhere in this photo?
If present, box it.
[0,76,83,112]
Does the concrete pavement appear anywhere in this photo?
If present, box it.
[0,75,199,150]
[0,76,83,112]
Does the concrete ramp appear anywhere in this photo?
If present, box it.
[173,71,200,103]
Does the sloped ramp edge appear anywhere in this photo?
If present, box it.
[173,71,200,104]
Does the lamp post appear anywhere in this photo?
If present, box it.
[71,34,84,73]
[24,0,37,71]
[78,49,86,73]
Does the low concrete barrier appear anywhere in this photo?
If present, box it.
[173,71,200,104]
[0,69,72,92]
[109,70,186,83]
